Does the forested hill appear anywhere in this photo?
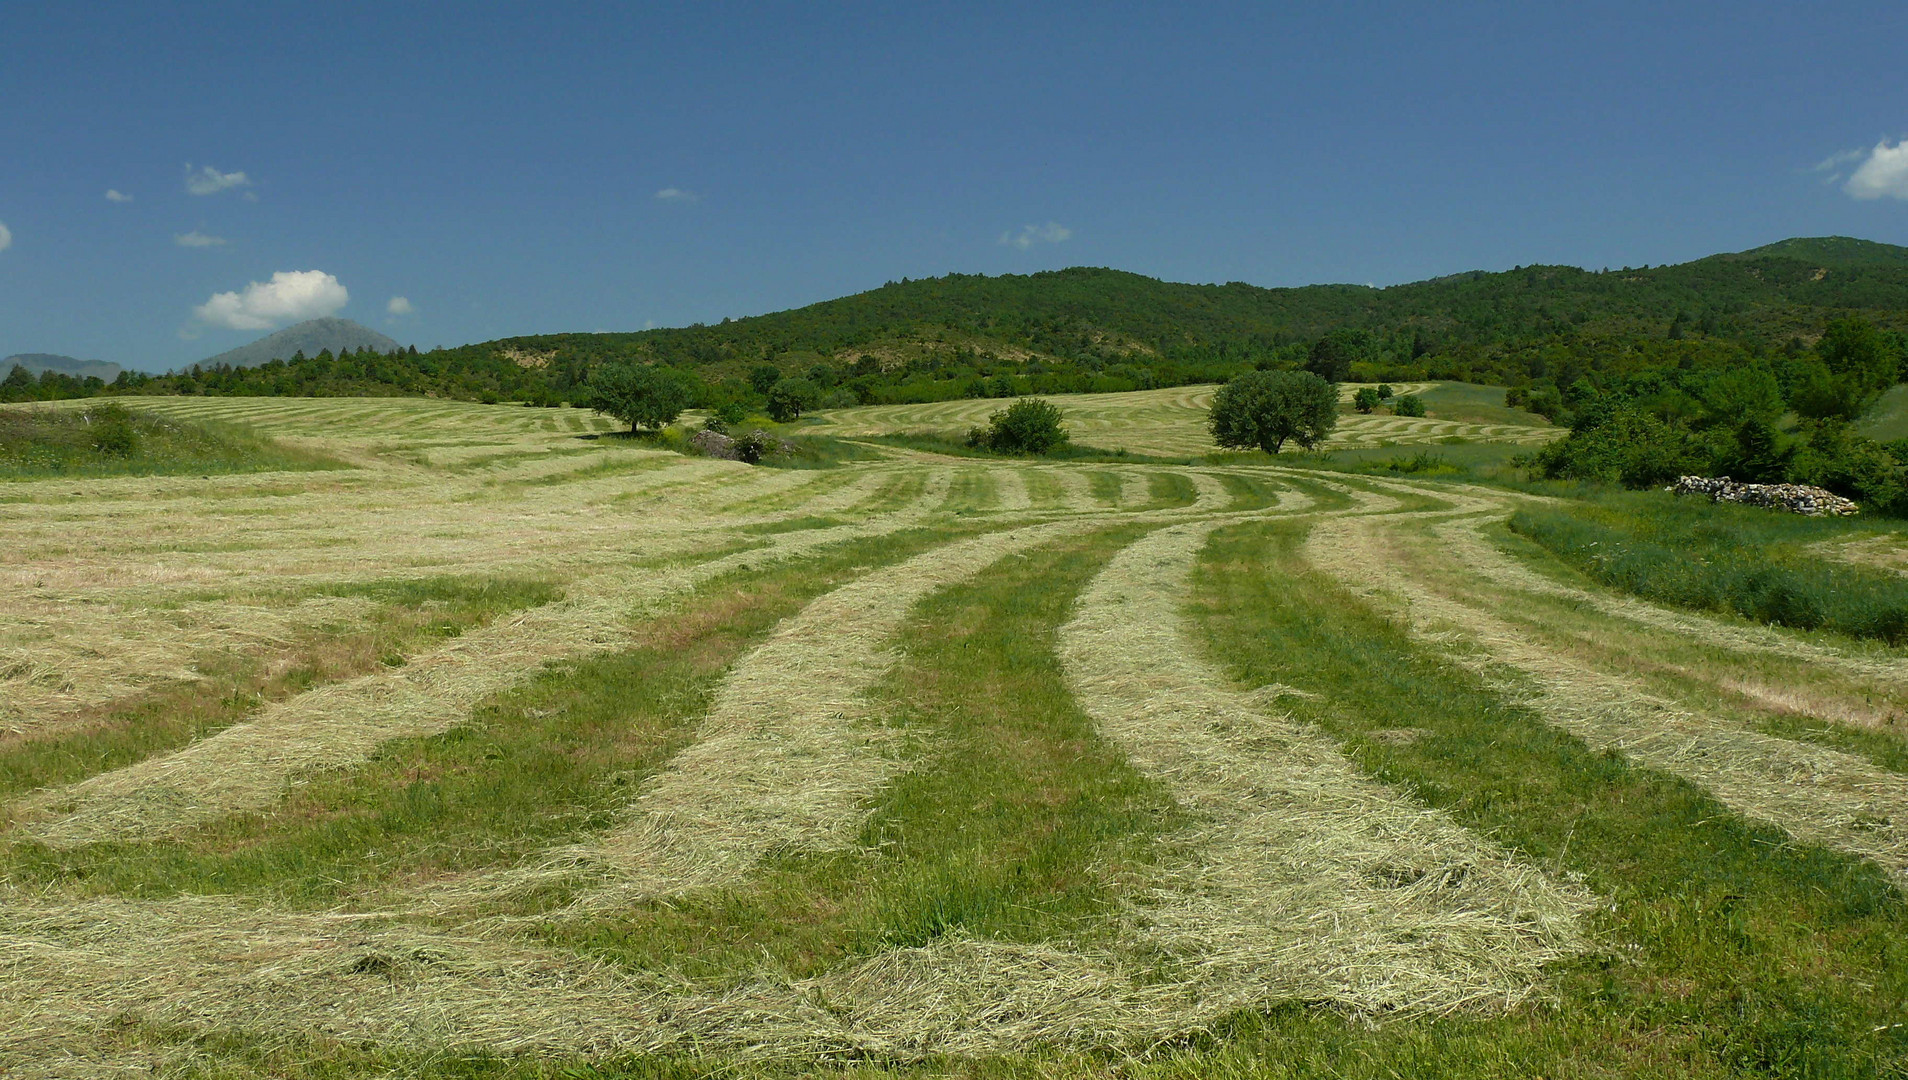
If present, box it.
[9,236,1908,407]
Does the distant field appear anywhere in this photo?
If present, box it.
[3,395,1905,1078]
[1859,382,1908,442]
[809,381,1560,457]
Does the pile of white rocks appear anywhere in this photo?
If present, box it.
[1668,475,1860,516]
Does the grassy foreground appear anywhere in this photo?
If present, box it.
[4,395,1907,1078]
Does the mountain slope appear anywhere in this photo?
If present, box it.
[4,354,123,381]
[196,318,402,370]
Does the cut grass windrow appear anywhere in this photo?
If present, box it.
[1305,512,1908,885]
[1057,518,1589,1015]
[10,472,965,846]
[491,519,1111,907]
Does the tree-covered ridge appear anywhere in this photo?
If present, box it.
[6,236,1908,408]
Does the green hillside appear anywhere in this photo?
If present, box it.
[8,236,1908,408]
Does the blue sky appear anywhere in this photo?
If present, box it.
[3,1,1906,371]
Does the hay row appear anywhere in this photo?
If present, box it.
[1055,518,1588,1016]
[10,471,961,846]
[1304,514,1908,884]
[1428,516,1908,688]
[456,518,1105,908]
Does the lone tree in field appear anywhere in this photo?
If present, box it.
[970,397,1069,454]
[1208,369,1337,454]
[1353,386,1382,413]
[766,377,822,422]
[1392,393,1426,417]
[589,362,692,433]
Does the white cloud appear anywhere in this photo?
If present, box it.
[386,295,414,316]
[1845,139,1908,200]
[998,221,1072,250]
[655,187,699,202]
[0,221,10,252]
[185,164,251,196]
[105,189,133,203]
[193,270,348,331]
[174,230,227,248]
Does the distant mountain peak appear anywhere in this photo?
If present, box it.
[195,318,404,370]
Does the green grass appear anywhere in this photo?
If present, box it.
[542,525,1175,981]
[0,532,969,904]
[1857,383,1908,442]
[858,431,1195,465]
[1509,489,1908,642]
[1417,381,1557,427]
[1184,517,1908,1078]
[0,403,342,479]
[0,576,563,804]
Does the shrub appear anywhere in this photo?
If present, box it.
[589,362,692,432]
[1353,387,1382,414]
[1392,393,1426,417]
[1532,407,1707,488]
[1208,369,1338,454]
[971,397,1069,455]
[1376,383,1394,400]
[766,378,822,422]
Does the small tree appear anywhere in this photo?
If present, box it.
[749,363,783,396]
[589,362,692,433]
[1376,383,1394,400]
[765,377,822,422]
[971,397,1068,454]
[1353,387,1382,413]
[1208,369,1337,454]
[1393,393,1426,417]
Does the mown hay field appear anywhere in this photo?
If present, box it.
[2,392,1906,1079]
[809,381,1559,456]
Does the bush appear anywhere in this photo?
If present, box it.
[1392,394,1426,417]
[1208,369,1337,454]
[1376,383,1394,400]
[1353,387,1382,414]
[969,397,1069,455]
[766,377,822,422]
[1533,407,1708,488]
[589,362,692,432]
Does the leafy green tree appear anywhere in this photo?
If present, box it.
[1376,383,1394,399]
[1208,370,1338,454]
[969,397,1068,454]
[1353,387,1382,413]
[749,363,783,396]
[765,377,822,422]
[1304,328,1373,383]
[1392,393,1426,417]
[588,362,692,432]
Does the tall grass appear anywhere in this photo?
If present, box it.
[1509,491,1908,642]
[0,403,340,478]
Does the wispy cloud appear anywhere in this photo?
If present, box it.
[998,221,1072,250]
[1844,139,1908,200]
[0,221,11,252]
[386,296,414,316]
[185,164,251,196]
[174,230,227,248]
[105,189,133,203]
[194,270,347,331]
[655,187,699,202]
